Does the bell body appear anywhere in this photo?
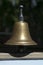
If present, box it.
[5,21,37,45]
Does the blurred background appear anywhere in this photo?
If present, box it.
[0,0,43,46]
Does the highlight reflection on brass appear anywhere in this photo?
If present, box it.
[5,21,37,45]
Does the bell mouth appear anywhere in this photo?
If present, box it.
[8,45,35,57]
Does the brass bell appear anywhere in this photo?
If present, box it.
[5,5,37,46]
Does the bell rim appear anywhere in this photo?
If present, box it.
[5,40,37,45]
